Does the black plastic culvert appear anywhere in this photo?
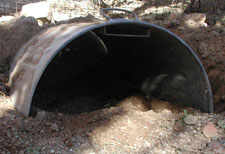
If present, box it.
[8,10,213,117]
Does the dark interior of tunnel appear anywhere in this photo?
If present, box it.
[31,24,210,115]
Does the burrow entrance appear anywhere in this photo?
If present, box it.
[31,24,212,115]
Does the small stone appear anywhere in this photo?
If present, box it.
[203,123,218,138]
[50,123,59,131]
[50,149,55,153]
[197,121,201,127]
[184,115,198,125]
[174,121,185,132]
[36,111,48,121]
[6,131,11,138]
[161,109,173,119]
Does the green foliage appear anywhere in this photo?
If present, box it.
[183,109,188,119]
[181,109,188,126]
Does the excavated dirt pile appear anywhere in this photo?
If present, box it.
[0,16,43,93]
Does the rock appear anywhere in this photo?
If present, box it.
[174,121,185,132]
[161,109,173,120]
[183,13,207,28]
[36,111,48,121]
[203,123,218,138]
[50,149,55,153]
[50,123,59,131]
[21,1,51,19]
[6,131,11,138]
[184,115,198,125]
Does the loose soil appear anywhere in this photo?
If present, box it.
[0,1,225,153]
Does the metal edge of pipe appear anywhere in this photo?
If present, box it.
[8,19,213,117]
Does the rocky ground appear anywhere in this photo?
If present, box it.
[0,95,225,154]
[0,1,225,154]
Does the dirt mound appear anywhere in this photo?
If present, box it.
[0,16,43,93]
[0,96,225,153]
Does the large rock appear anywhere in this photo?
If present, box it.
[21,1,50,19]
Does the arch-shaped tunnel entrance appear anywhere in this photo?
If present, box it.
[8,20,213,117]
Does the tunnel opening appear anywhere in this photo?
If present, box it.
[30,23,211,115]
